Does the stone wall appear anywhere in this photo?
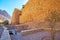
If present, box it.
[19,0,60,23]
[11,8,21,24]
[11,0,60,29]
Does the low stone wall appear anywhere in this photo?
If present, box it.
[22,28,60,40]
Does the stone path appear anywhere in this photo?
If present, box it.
[0,26,23,40]
[23,29,60,40]
[10,33,23,40]
[0,26,4,38]
[0,29,11,40]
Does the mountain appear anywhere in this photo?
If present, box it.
[0,9,11,24]
[0,10,11,18]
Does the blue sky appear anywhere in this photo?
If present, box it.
[0,0,28,16]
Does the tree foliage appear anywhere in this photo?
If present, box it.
[45,11,60,40]
[3,20,9,25]
[46,11,60,24]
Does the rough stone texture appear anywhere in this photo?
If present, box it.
[11,8,21,24]
[0,29,11,40]
[11,0,60,23]
[11,0,60,29]
[19,0,60,23]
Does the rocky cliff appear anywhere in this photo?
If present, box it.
[0,10,11,18]
[0,10,11,23]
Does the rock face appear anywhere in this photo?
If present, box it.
[0,10,11,18]
[11,8,21,24]
[0,10,11,23]
[12,0,60,24]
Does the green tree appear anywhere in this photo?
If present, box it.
[0,22,3,25]
[45,11,60,40]
[3,20,9,25]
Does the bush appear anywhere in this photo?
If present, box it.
[0,22,3,25]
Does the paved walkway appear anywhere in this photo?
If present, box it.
[0,26,4,38]
[0,26,23,40]
[10,32,23,40]
[0,29,11,40]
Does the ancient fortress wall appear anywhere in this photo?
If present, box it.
[19,0,60,23]
[12,0,60,24]
[11,8,21,24]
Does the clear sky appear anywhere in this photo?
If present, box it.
[0,0,28,16]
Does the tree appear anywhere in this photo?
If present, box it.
[45,11,60,40]
[3,20,9,25]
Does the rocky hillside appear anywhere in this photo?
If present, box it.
[0,9,11,23]
[0,10,11,18]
